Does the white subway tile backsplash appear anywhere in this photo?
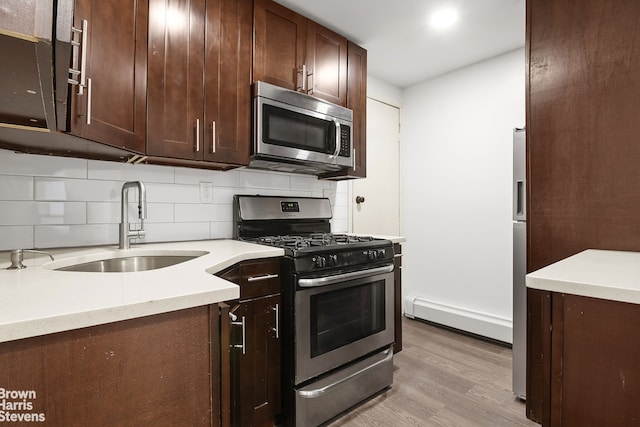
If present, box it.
[212,187,247,204]
[0,149,87,178]
[0,175,34,200]
[145,203,174,223]
[211,221,233,239]
[86,202,120,224]
[239,169,290,189]
[35,178,121,202]
[1,150,350,249]
[0,226,34,250]
[335,191,349,207]
[0,201,37,225]
[213,204,233,222]
[174,204,217,223]
[35,202,87,225]
[88,159,175,183]
[146,183,200,203]
[336,181,349,194]
[174,166,240,187]
[289,175,324,191]
[144,222,211,243]
[331,219,348,233]
[35,224,117,248]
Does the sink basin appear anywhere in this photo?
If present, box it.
[52,250,208,273]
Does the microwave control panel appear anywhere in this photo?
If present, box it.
[339,125,351,157]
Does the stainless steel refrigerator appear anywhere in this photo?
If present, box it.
[512,127,526,400]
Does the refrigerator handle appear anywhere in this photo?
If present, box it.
[516,180,525,217]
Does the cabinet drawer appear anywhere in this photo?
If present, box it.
[239,259,281,299]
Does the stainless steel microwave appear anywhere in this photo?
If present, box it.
[251,81,354,174]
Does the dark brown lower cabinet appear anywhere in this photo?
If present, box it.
[527,289,640,426]
[0,305,223,426]
[393,242,403,353]
[218,258,282,426]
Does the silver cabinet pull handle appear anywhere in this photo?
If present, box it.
[211,121,216,153]
[247,273,279,282]
[302,64,307,92]
[231,315,246,355]
[68,19,88,94]
[272,303,279,339]
[86,78,92,125]
[353,148,356,171]
[306,67,314,94]
[195,118,200,152]
[78,19,88,95]
[68,25,82,86]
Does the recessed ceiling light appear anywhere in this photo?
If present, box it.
[429,7,459,30]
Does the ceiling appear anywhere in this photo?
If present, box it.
[273,0,526,88]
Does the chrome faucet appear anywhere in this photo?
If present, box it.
[119,181,147,249]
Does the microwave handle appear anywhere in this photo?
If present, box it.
[333,121,341,157]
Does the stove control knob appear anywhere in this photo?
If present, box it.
[313,256,327,268]
[328,254,338,267]
[376,249,386,259]
[366,250,377,260]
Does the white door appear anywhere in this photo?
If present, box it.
[351,98,401,235]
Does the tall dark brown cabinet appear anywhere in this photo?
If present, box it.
[526,0,640,424]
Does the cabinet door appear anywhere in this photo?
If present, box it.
[305,21,347,106]
[70,0,147,153]
[321,41,367,180]
[203,0,252,165]
[0,307,214,426]
[230,294,281,426]
[253,0,306,91]
[147,0,205,160]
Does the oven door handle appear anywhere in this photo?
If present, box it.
[298,264,394,288]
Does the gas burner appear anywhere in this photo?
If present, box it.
[253,233,380,251]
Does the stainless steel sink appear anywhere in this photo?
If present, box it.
[53,252,207,273]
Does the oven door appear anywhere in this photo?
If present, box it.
[294,264,395,385]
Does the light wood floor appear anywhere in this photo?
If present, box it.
[328,316,539,427]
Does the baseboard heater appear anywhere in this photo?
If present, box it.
[404,295,512,344]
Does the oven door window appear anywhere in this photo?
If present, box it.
[310,280,386,358]
[263,104,336,154]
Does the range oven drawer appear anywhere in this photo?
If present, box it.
[295,346,393,426]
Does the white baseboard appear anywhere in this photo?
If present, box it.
[404,295,513,344]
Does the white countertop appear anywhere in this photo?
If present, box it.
[346,234,406,244]
[526,249,640,304]
[0,240,283,343]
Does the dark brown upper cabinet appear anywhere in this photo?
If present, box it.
[146,0,251,166]
[322,41,367,180]
[67,0,148,153]
[253,0,348,107]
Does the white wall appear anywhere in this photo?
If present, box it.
[367,75,403,107]
[401,48,525,342]
[0,149,349,251]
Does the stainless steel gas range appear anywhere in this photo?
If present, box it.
[233,195,395,426]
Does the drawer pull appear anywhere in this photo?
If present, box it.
[272,303,279,339]
[247,273,279,283]
[230,314,246,355]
